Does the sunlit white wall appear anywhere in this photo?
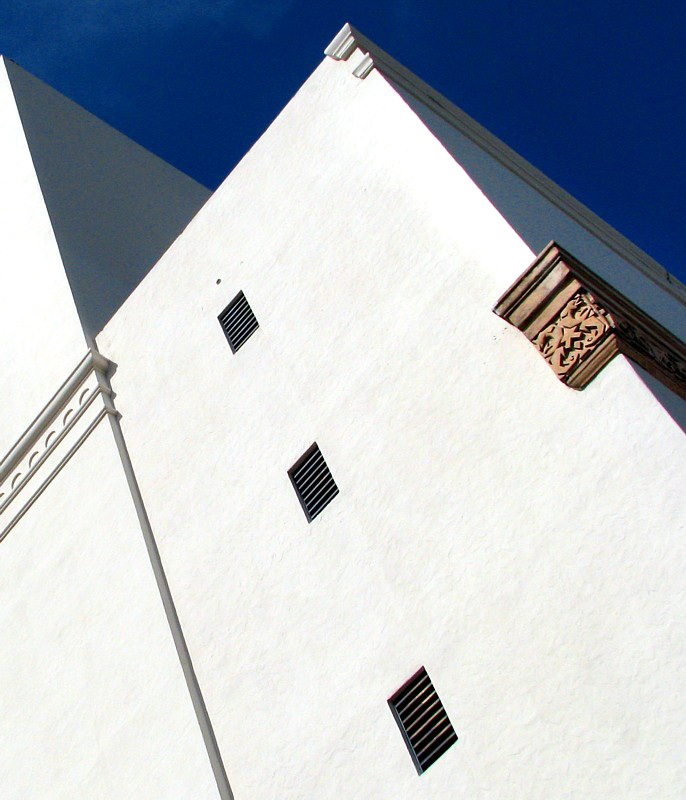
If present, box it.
[98,51,686,799]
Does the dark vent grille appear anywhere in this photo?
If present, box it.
[288,443,339,522]
[389,667,457,774]
[218,291,259,352]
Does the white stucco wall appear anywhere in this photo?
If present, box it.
[0,58,220,797]
[98,53,686,799]
[0,60,87,458]
[0,418,219,798]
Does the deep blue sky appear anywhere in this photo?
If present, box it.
[1,1,684,281]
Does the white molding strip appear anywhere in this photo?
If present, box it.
[0,348,116,542]
[324,23,358,61]
[106,414,235,800]
[324,23,686,310]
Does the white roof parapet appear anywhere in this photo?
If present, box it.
[324,23,686,312]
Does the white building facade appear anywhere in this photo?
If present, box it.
[1,23,685,799]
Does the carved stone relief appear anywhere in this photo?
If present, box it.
[494,242,686,399]
[533,293,614,380]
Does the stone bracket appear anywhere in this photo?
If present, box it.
[494,242,686,398]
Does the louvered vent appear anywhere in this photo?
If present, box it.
[218,291,259,352]
[389,667,457,774]
[288,443,339,522]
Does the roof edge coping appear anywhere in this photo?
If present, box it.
[325,23,686,311]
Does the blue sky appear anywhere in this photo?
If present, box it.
[1,0,684,281]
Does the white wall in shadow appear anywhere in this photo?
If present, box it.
[392,81,686,343]
[630,360,686,435]
[6,60,211,338]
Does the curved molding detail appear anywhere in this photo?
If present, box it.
[325,23,375,80]
[324,22,358,62]
[352,53,375,80]
[0,349,116,543]
[494,241,686,397]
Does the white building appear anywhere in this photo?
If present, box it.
[1,22,685,799]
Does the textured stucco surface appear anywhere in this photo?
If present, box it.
[98,52,686,798]
[0,421,219,798]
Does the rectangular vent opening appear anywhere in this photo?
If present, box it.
[288,443,339,522]
[389,667,457,774]
[219,291,259,352]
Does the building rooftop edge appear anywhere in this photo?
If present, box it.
[325,23,686,311]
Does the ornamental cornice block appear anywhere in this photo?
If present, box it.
[494,242,686,399]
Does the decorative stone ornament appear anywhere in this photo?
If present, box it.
[494,242,686,398]
[532,292,616,387]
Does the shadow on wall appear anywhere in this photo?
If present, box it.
[6,61,211,338]
[393,81,686,342]
[631,361,686,436]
